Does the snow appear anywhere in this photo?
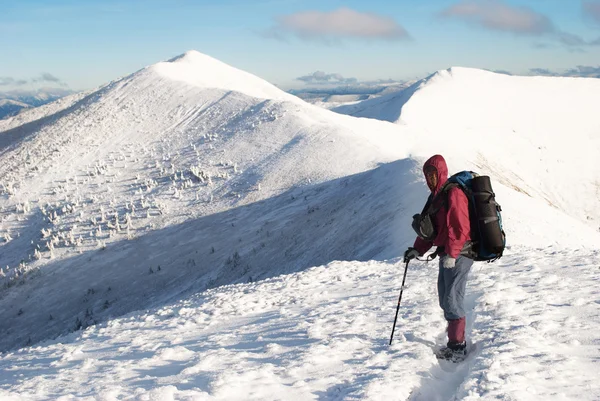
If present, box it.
[296,82,414,110]
[0,52,599,400]
[0,100,31,120]
[0,50,412,353]
[1,248,599,400]
[334,67,600,229]
[0,90,89,135]
[150,51,301,103]
[0,100,30,108]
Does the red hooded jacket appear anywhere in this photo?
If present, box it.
[413,155,471,259]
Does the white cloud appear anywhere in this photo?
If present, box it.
[33,73,62,83]
[296,71,358,85]
[0,73,68,89]
[529,66,600,78]
[0,77,28,87]
[441,0,600,50]
[265,8,410,43]
[440,0,554,34]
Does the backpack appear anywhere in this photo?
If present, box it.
[412,171,506,262]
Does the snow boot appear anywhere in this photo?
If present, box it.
[435,341,467,362]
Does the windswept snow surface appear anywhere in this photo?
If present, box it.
[1,247,599,400]
[1,53,600,400]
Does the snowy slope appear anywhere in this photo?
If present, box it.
[1,247,599,400]
[0,90,90,146]
[333,67,600,230]
[0,50,420,352]
[1,52,599,400]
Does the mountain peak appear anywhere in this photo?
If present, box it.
[148,50,299,102]
[166,50,220,64]
[422,67,501,86]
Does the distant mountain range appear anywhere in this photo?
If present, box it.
[0,88,75,119]
[288,82,412,105]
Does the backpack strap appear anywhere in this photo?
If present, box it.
[420,193,433,214]
[423,182,458,216]
[441,183,478,260]
[417,182,476,259]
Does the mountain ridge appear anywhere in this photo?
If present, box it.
[0,51,598,355]
[0,51,413,351]
[333,66,600,229]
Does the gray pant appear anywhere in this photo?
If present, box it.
[437,256,473,320]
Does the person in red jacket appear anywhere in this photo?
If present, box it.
[404,154,474,360]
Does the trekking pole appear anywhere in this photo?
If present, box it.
[389,260,410,345]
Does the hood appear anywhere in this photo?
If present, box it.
[423,154,448,194]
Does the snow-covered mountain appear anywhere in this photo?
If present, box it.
[333,67,600,230]
[0,99,30,120]
[0,88,74,107]
[0,50,416,352]
[0,88,76,120]
[291,81,413,110]
[1,52,599,400]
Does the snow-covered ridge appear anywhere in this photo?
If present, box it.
[397,66,600,132]
[0,88,78,121]
[0,50,415,352]
[0,99,29,108]
[0,51,598,368]
[334,66,600,127]
[0,90,90,136]
[334,67,600,229]
[0,100,30,120]
[149,50,301,103]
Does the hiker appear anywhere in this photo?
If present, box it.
[404,154,473,360]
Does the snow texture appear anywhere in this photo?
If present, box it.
[0,52,599,400]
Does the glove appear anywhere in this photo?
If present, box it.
[404,247,419,263]
[442,256,456,269]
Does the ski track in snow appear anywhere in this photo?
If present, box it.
[1,246,598,400]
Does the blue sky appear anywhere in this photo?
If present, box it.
[1,0,599,91]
